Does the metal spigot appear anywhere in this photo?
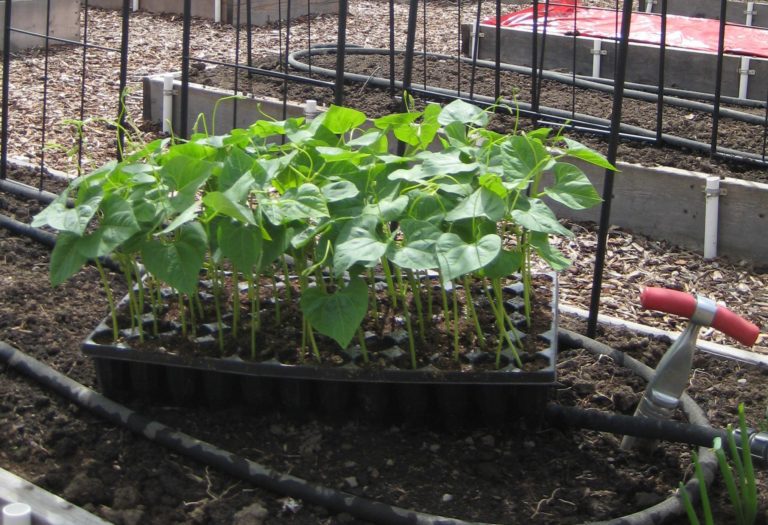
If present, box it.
[620,288,760,452]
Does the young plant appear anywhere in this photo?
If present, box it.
[680,404,759,525]
[35,99,611,370]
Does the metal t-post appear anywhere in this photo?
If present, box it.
[117,0,131,161]
[180,0,192,139]
[1,0,13,180]
[586,0,634,338]
[334,0,349,106]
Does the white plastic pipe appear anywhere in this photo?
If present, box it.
[2,503,32,525]
[746,1,755,26]
[162,75,174,134]
[469,21,479,60]
[703,176,720,260]
[644,0,654,13]
[738,56,751,100]
[591,39,602,78]
[305,99,319,120]
[214,0,222,23]
[132,0,139,11]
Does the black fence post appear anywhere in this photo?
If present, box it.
[710,0,728,157]
[586,0,634,338]
[180,0,192,139]
[1,0,13,180]
[117,0,131,160]
[334,0,349,106]
[39,0,52,187]
[655,0,668,144]
[401,0,419,103]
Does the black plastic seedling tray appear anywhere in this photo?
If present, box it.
[82,276,559,427]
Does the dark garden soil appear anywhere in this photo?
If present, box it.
[2,164,768,525]
[188,51,768,185]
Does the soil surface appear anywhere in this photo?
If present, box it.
[2,170,768,525]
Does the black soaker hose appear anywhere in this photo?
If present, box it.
[287,46,768,167]
[0,214,121,273]
[0,178,62,205]
[0,213,57,248]
[0,215,718,524]
[0,332,717,525]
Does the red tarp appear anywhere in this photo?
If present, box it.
[483,1,768,59]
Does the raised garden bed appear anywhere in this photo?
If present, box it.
[0,0,80,51]
[468,3,768,101]
[87,0,338,26]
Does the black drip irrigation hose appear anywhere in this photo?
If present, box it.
[0,178,61,206]
[0,213,121,273]
[291,46,766,124]
[287,46,768,168]
[0,213,57,248]
[557,329,719,525]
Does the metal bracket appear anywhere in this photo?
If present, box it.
[475,32,485,39]
[738,67,756,76]
[589,48,607,56]
[702,185,727,196]
[744,8,757,15]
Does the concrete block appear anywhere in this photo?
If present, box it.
[0,0,81,51]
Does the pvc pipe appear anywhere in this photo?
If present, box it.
[591,39,603,78]
[304,99,318,120]
[2,503,31,525]
[738,56,751,100]
[214,0,221,23]
[469,21,479,60]
[644,0,654,13]
[746,1,755,26]
[162,74,174,134]
[703,176,720,260]
[132,0,139,11]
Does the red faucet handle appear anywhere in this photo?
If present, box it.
[640,287,760,347]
